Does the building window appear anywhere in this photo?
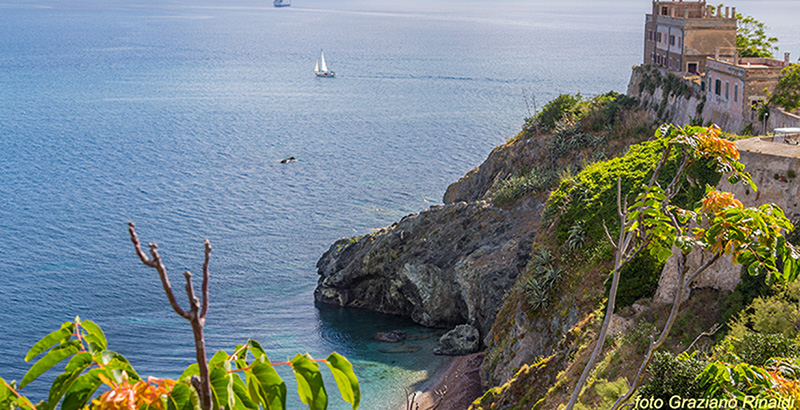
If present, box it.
[656,32,662,42]
[715,79,721,96]
[678,36,682,47]
[734,85,738,102]
[661,6,669,16]
[725,82,729,99]
[648,30,653,41]
[701,81,706,92]
[688,63,698,74]
[670,35,675,46]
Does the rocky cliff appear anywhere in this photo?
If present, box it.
[315,134,547,337]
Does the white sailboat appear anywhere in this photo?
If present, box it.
[314,50,335,78]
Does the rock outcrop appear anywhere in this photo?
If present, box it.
[314,135,547,337]
[434,324,480,356]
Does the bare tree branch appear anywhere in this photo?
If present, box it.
[128,222,188,319]
[128,222,212,410]
[681,253,721,292]
[683,323,722,354]
[184,271,199,319]
[201,239,211,320]
[602,220,618,249]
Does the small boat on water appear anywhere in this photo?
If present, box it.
[314,50,335,78]
[274,0,290,7]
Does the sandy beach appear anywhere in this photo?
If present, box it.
[404,352,485,410]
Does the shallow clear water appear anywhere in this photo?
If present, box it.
[0,0,796,408]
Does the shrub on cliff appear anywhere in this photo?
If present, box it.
[530,93,582,132]
[638,352,710,401]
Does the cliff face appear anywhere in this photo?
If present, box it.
[315,135,547,336]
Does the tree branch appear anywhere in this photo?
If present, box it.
[184,271,199,319]
[602,220,618,249]
[681,253,722,292]
[201,239,211,320]
[128,222,189,319]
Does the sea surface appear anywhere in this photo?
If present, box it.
[0,0,797,408]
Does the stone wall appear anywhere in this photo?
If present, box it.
[628,66,800,134]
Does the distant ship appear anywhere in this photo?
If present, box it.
[314,50,335,78]
[274,0,290,7]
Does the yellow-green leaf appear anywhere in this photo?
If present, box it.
[291,353,327,410]
[325,352,360,409]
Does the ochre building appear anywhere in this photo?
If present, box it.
[644,0,736,74]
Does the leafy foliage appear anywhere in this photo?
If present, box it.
[769,62,800,112]
[604,253,663,308]
[735,13,779,58]
[639,352,710,400]
[493,166,554,206]
[522,247,563,311]
[530,94,582,132]
[716,333,800,367]
[1,320,360,410]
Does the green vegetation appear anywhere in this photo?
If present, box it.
[493,166,555,206]
[735,13,779,58]
[604,253,662,309]
[523,247,564,311]
[525,91,640,136]
[497,92,651,207]
[769,62,800,112]
[639,352,709,400]
[0,319,359,410]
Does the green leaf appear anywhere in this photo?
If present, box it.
[250,361,286,410]
[325,353,360,409]
[246,340,267,362]
[167,383,201,410]
[44,352,93,410]
[25,322,74,362]
[96,350,140,381]
[209,350,231,371]
[20,341,81,389]
[209,367,236,410]
[291,353,327,410]
[61,368,106,410]
[179,363,200,382]
[231,373,258,410]
[80,320,107,352]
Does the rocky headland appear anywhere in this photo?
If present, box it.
[314,134,546,337]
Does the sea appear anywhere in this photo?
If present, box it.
[0,0,797,408]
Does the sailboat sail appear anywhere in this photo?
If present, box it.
[314,50,335,77]
[320,51,328,73]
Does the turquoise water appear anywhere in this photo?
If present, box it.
[0,0,796,408]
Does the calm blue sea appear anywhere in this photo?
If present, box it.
[0,0,797,408]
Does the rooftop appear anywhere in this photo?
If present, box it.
[737,136,800,158]
[651,0,736,20]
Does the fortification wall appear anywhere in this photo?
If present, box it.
[628,66,800,134]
